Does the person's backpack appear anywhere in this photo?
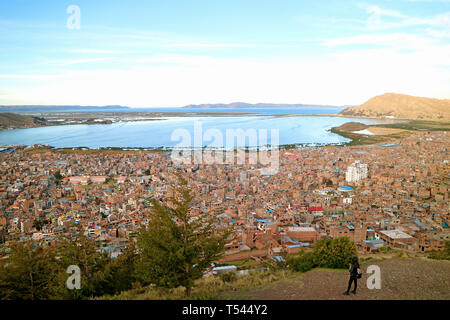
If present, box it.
[357,267,362,279]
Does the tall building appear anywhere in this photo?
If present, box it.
[345,160,368,183]
[239,171,247,183]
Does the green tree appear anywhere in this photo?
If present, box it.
[0,242,57,300]
[0,232,138,300]
[105,175,117,185]
[135,178,229,296]
[32,218,49,231]
[103,244,138,294]
[51,231,112,299]
[313,237,357,269]
[33,218,44,231]
[53,170,63,185]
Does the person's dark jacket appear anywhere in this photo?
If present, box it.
[349,262,360,277]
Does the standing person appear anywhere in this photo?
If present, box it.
[344,256,360,295]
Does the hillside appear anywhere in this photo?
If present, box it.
[101,255,450,300]
[0,112,48,130]
[218,256,450,300]
[340,93,450,121]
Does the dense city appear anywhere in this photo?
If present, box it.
[1,130,448,268]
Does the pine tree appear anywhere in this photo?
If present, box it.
[51,229,112,299]
[135,178,229,296]
[0,242,57,300]
[0,230,137,299]
[103,244,138,294]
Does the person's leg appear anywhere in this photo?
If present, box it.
[351,277,357,293]
[344,277,352,294]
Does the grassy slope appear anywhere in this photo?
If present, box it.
[98,255,450,300]
[217,256,450,300]
[97,269,295,300]
[372,120,450,131]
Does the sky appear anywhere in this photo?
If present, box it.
[1,0,450,107]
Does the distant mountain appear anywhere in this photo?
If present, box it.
[340,93,450,121]
[0,112,48,130]
[182,102,342,109]
[0,105,130,112]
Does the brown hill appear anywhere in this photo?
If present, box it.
[340,93,450,121]
[0,112,48,130]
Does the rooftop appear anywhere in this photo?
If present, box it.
[380,230,413,239]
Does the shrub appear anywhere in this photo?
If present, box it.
[313,237,357,269]
[219,272,237,283]
[428,241,450,261]
[296,261,314,273]
[287,251,315,273]
[378,246,393,253]
[185,293,220,300]
[428,251,450,260]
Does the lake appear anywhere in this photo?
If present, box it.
[129,107,345,115]
[0,109,386,149]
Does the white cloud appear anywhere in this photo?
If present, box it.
[4,50,450,107]
[426,28,450,38]
[70,49,129,54]
[2,3,450,107]
[361,4,450,30]
[405,0,450,3]
[365,5,406,19]
[0,74,63,79]
[55,58,112,66]
[163,43,255,48]
[322,33,435,49]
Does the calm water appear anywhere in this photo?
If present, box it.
[132,107,345,115]
[0,111,384,149]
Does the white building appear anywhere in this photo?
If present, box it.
[345,160,368,183]
[343,197,353,204]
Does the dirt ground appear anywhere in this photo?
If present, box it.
[218,257,450,300]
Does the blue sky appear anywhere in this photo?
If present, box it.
[1,0,450,107]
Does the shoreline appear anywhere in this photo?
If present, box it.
[0,110,266,131]
[20,142,347,155]
[0,110,436,132]
[2,112,449,151]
